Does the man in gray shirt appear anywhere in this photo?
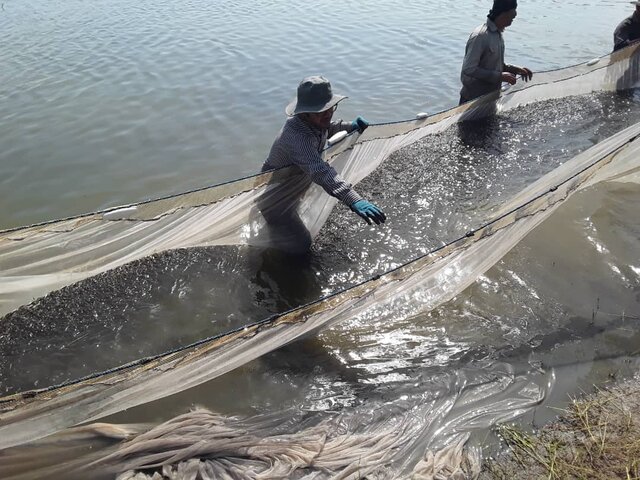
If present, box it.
[260,76,385,252]
[459,0,533,104]
[613,1,640,52]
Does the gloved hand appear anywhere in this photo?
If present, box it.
[351,116,369,134]
[350,199,386,225]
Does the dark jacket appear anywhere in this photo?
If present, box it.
[614,14,640,52]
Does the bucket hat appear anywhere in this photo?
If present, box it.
[285,76,347,116]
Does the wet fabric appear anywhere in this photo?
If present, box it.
[614,14,640,52]
[0,44,640,454]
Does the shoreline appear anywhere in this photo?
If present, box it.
[479,370,640,479]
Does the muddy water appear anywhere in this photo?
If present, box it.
[2,90,639,449]
[0,88,640,393]
[0,0,630,230]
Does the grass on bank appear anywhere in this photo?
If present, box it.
[482,384,640,480]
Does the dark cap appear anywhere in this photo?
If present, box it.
[488,0,518,20]
[285,76,347,116]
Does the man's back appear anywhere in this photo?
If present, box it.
[263,116,326,172]
[614,14,640,52]
[460,20,505,102]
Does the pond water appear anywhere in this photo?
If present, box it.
[2,0,640,477]
[0,0,631,229]
[2,91,640,459]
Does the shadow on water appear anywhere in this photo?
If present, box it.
[456,114,502,150]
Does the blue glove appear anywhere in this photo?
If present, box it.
[351,116,369,134]
[350,199,386,225]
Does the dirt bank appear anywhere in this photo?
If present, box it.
[480,371,640,480]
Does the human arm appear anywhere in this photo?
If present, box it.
[504,64,533,81]
[328,119,354,137]
[350,199,386,225]
[290,137,385,224]
[614,20,633,52]
[290,134,362,205]
[327,115,370,136]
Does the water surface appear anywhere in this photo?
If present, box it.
[2,1,640,476]
[0,0,630,228]
[2,92,639,417]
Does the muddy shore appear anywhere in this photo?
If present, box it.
[480,371,640,480]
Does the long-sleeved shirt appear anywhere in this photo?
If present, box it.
[262,116,362,206]
[460,19,517,102]
[614,14,640,52]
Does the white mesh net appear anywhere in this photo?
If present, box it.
[1,45,640,471]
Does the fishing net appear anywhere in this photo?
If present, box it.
[2,363,541,480]
[1,44,640,458]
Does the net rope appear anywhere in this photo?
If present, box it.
[0,44,639,452]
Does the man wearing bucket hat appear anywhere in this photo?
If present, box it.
[262,76,386,233]
[459,0,533,104]
[614,1,640,52]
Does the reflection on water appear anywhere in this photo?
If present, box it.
[2,92,639,435]
[3,1,640,476]
[0,0,631,229]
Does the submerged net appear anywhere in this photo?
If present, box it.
[2,363,543,480]
[1,44,640,457]
[2,45,638,318]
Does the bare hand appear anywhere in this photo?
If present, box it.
[518,67,533,81]
[501,72,517,85]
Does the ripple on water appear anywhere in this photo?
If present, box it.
[1,89,640,456]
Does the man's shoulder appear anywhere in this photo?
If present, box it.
[469,22,491,40]
[616,15,636,29]
[282,116,310,133]
[278,117,318,149]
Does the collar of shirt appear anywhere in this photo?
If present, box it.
[289,114,327,153]
[486,18,500,33]
[291,115,325,136]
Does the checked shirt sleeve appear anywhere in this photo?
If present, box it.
[289,133,362,206]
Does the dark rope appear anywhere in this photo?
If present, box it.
[3,127,636,401]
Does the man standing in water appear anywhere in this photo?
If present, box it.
[260,75,385,252]
[459,0,533,104]
[614,1,640,52]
